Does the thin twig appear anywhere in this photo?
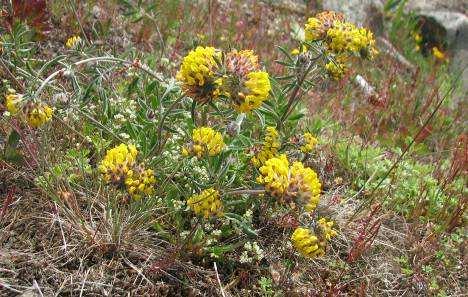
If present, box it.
[33,280,44,297]
[54,202,68,252]
[79,269,90,297]
[214,262,226,297]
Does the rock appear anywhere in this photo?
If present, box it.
[406,0,467,13]
[321,0,385,32]
[406,3,468,95]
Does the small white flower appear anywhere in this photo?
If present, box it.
[180,231,190,239]
[212,229,222,237]
[244,242,252,250]
[244,209,253,220]
[119,133,130,140]
[173,200,186,211]
[239,251,252,264]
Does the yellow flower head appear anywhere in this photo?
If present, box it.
[291,227,324,258]
[325,53,349,80]
[291,45,308,56]
[326,21,377,59]
[256,154,290,198]
[99,143,138,184]
[257,155,322,210]
[4,91,22,115]
[184,127,225,158]
[233,71,271,113]
[99,144,155,200]
[305,17,323,41]
[300,132,318,153]
[188,188,223,218]
[413,32,422,43]
[325,60,347,80]
[176,46,222,104]
[252,126,280,167]
[221,49,271,113]
[66,35,82,49]
[291,48,300,55]
[27,103,53,128]
[305,11,344,42]
[289,162,321,211]
[432,47,446,60]
[125,166,156,200]
[318,218,338,240]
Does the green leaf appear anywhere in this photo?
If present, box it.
[2,131,23,164]
[7,130,20,147]
[205,244,235,256]
[224,212,258,238]
[287,113,305,122]
[2,147,23,164]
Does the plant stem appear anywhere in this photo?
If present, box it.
[34,56,163,98]
[277,59,314,130]
[224,189,266,196]
[150,93,186,156]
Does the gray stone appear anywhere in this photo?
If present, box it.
[321,0,385,32]
[407,6,468,95]
[406,0,467,13]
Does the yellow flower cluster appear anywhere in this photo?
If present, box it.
[325,56,349,80]
[291,227,324,258]
[3,90,53,128]
[176,46,222,104]
[305,11,344,42]
[257,154,290,197]
[257,154,322,210]
[291,218,338,258]
[432,47,446,60]
[4,92,21,115]
[413,32,423,52]
[125,167,156,200]
[300,132,318,153]
[291,45,308,56]
[183,127,225,158]
[177,47,271,112]
[187,188,223,218]
[318,218,338,240]
[99,143,138,183]
[304,11,377,80]
[326,21,377,59]
[223,50,271,113]
[65,35,81,49]
[27,103,53,128]
[289,162,321,211]
[236,71,271,112]
[99,144,156,199]
[251,126,280,167]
